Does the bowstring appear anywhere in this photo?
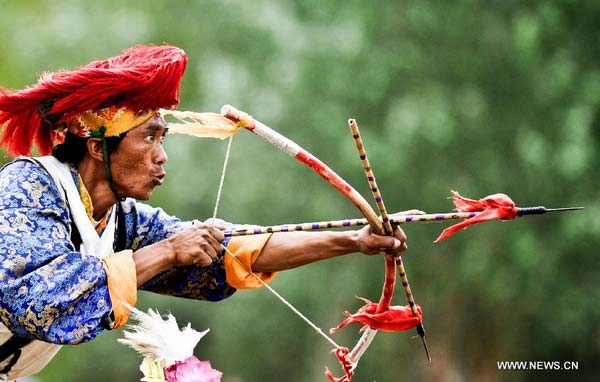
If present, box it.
[210,134,341,349]
[220,244,340,348]
[210,135,234,224]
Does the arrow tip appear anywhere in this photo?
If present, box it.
[421,336,432,364]
[545,207,585,212]
[517,206,584,216]
[415,323,431,363]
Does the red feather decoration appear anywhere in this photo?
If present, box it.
[0,44,187,155]
[329,297,422,334]
[324,347,354,382]
[434,190,519,242]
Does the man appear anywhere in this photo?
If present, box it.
[0,45,408,381]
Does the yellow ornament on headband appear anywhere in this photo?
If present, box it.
[65,106,158,138]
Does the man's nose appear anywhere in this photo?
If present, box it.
[156,144,168,165]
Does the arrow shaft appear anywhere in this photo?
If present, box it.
[223,212,477,237]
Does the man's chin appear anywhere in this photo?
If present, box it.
[124,188,154,201]
[139,190,154,200]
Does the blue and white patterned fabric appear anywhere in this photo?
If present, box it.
[0,159,235,345]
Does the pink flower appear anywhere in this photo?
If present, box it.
[164,356,222,382]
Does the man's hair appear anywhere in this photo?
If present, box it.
[52,132,126,165]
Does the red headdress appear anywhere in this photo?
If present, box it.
[0,44,188,156]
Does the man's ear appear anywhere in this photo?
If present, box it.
[86,138,105,162]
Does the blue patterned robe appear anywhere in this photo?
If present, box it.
[0,159,236,345]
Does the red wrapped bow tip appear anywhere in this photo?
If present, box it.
[434,190,519,243]
[329,297,423,334]
[325,347,354,382]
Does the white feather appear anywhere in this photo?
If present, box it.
[160,109,239,139]
[118,306,209,367]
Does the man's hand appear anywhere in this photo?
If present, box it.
[133,222,227,287]
[355,225,408,256]
[356,209,426,256]
[166,223,226,266]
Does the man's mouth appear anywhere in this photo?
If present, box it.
[152,172,166,185]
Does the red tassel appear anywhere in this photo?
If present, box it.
[325,347,354,382]
[330,297,422,334]
[0,45,187,156]
[434,190,519,242]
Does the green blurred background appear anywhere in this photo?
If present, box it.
[1,0,599,381]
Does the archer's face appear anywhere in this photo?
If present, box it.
[109,115,168,200]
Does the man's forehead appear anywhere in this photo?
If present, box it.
[133,114,168,133]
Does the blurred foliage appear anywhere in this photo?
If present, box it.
[1,0,599,381]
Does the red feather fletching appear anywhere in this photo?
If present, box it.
[434,190,519,242]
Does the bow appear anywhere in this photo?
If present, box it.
[219,105,424,380]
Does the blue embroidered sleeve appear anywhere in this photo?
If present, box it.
[118,200,236,301]
[0,160,111,344]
